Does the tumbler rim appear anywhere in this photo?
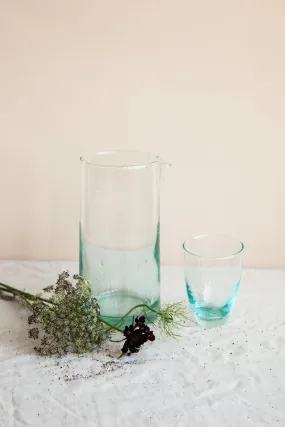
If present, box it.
[183,234,244,260]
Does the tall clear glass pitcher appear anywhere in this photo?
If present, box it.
[80,151,169,324]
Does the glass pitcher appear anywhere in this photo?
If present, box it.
[80,151,170,324]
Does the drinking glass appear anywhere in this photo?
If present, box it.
[183,235,244,326]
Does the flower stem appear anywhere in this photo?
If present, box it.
[0,282,52,304]
[113,304,162,327]
[0,286,16,297]
[99,317,124,334]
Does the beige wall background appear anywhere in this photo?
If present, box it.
[1,1,285,267]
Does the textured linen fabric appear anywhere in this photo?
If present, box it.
[0,261,284,427]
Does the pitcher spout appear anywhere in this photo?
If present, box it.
[156,157,171,180]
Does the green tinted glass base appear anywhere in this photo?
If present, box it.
[97,291,160,327]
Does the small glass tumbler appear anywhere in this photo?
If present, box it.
[183,235,244,327]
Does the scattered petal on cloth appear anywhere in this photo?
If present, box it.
[0,262,285,427]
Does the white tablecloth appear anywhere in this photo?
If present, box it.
[0,261,284,427]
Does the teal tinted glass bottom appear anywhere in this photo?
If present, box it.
[186,282,240,327]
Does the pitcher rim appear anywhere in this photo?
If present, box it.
[80,150,168,168]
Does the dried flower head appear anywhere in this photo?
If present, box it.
[121,316,155,356]
[26,272,107,356]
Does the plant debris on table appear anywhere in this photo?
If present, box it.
[0,271,188,358]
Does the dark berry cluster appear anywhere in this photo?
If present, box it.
[121,316,155,356]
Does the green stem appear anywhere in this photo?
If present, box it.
[99,318,124,334]
[0,282,53,304]
[114,304,162,327]
[0,287,15,297]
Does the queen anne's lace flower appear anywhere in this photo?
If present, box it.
[27,272,106,356]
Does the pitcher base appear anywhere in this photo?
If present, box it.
[97,291,160,327]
